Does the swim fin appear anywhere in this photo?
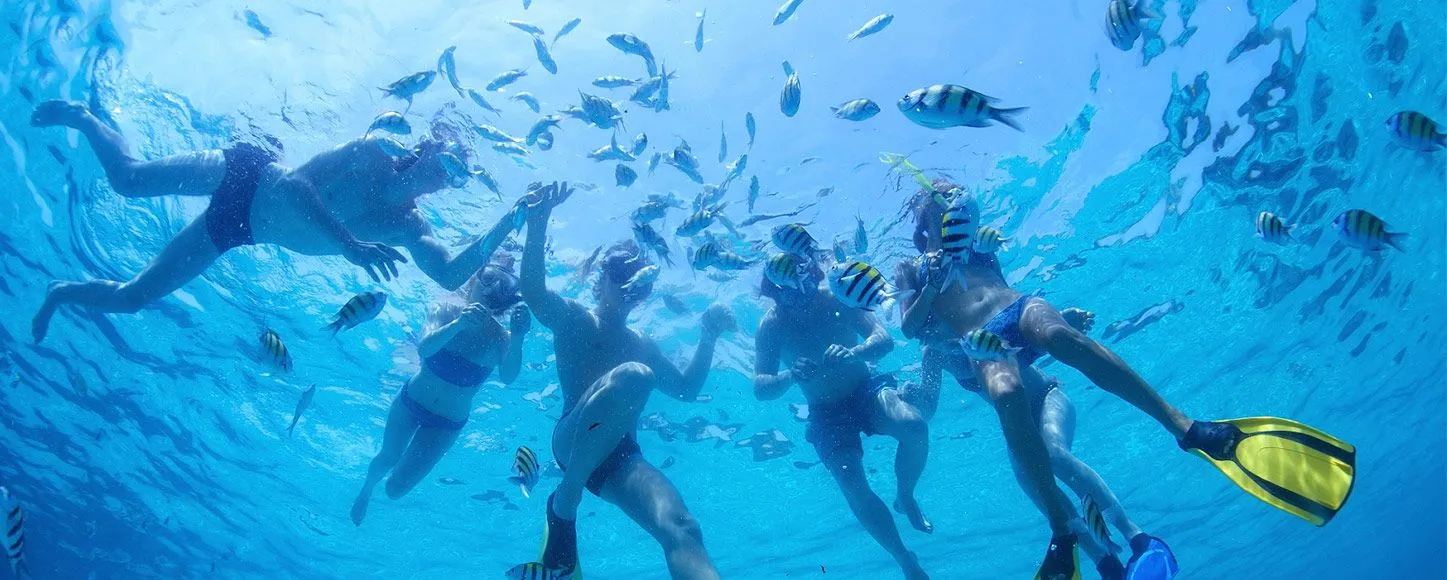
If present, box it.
[1034,534,1082,580]
[1179,417,1355,526]
[533,494,582,579]
[1124,534,1178,580]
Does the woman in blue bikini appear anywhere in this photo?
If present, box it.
[351,250,530,526]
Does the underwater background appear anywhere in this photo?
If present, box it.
[1,0,1444,578]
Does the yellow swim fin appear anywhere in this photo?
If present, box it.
[1033,535,1082,580]
[1185,417,1355,526]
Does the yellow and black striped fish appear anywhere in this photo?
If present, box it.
[508,446,540,498]
[973,226,1009,253]
[960,328,1020,361]
[940,194,980,259]
[692,242,753,271]
[323,291,388,336]
[259,329,294,373]
[1332,209,1406,252]
[1081,494,1111,547]
[2,487,27,579]
[675,205,722,237]
[827,261,908,311]
[765,253,810,291]
[1385,111,1446,151]
[1255,211,1294,245]
[897,84,1027,131]
[1106,0,1160,51]
[506,562,574,580]
[771,223,818,258]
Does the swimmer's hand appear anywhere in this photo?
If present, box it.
[344,240,408,283]
[522,181,576,215]
[823,344,857,364]
[509,304,533,335]
[459,303,491,328]
[701,304,737,340]
[792,358,819,384]
[922,252,948,291]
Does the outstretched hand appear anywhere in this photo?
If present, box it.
[344,241,408,283]
[701,304,737,340]
[522,181,575,214]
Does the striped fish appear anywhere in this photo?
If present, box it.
[2,487,26,579]
[675,205,722,237]
[1332,209,1406,252]
[940,194,980,260]
[765,253,810,290]
[973,226,1009,253]
[780,69,801,117]
[506,562,573,580]
[323,291,387,335]
[365,111,410,137]
[827,261,909,311]
[621,265,660,291]
[897,84,1026,131]
[1255,211,1294,245]
[771,223,818,258]
[259,329,294,373]
[692,242,753,271]
[508,446,541,498]
[1081,494,1111,547]
[959,328,1021,361]
[1385,111,1446,151]
[1106,0,1160,51]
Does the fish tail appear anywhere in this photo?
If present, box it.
[1385,231,1408,252]
[322,320,342,336]
[991,106,1029,132]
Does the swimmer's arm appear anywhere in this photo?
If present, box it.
[847,310,895,362]
[753,313,793,401]
[645,332,714,402]
[417,304,466,358]
[520,205,587,330]
[499,329,523,384]
[896,260,937,339]
[403,209,517,291]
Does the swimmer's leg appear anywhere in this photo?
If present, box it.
[32,100,226,197]
[351,394,419,526]
[32,215,220,343]
[975,358,1074,535]
[1019,298,1193,437]
[872,388,933,534]
[822,446,929,580]
[599,458,720,580]
[384,425,462,499]
[1037,385,1144,543]
[905,346,945,422]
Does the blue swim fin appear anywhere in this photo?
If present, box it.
[1124,534,1178,580]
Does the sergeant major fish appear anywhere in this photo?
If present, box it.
[380,70,435,105]
[2,487,26,579]
[1105,0,1162,51]
[323,291,387,335]
[508,445,541,498]
[960,328,1021,361]
[831,98,880,121]
[1386,110,1446,151]
[1255,211,1294,245]
[1333,209,1406,252]
[259,328,293,373]
[898,84,1027,131]
[827,261,908,311]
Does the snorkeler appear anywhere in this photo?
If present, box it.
[29,100,517,343]
[908,304,1156,580]
[512,183,736,580]
[350,244,530,526]
[754,258,932,580]
[895,179,1356,580]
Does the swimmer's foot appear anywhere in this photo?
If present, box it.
[32,281,67,344]
[350,491,370,526]
[31,100,90,128]
[893,496,933,534]
[1060,307,1096,334]
[898,550,929,580]
[540,493,579,573]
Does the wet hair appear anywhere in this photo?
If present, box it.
[467,253,521,312]
[594,239,652,300]
[910,178,958,253]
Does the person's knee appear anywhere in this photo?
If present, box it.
[658,509,706,551]
[893,414,928,440]
[110,282,148,313]
[608,362,656,402]
[383,476,413,500]
[985,373,1026,406]
[1044,323,1092,356]
[107,163,144,197]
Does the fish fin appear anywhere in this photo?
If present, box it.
[322,320,342,336]
[1135,1,1164,21]
[782,61,794,76]
[991,106,1029,132]
[1385,231,1408,252]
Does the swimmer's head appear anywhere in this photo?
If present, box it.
[398,122,472,191]
[467,254,521,315]
[910,178,958,253]
[595,239,654,309]
[759,260,825,310]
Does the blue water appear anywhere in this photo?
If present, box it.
[1,0,1444,578]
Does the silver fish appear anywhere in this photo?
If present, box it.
[588,142,634,162]
[648,152,663,173]
[473,165,502,198]
[616,164,638,187]
[494,142,531,156]
[475,124,521,143]
[512,92,541,113]
[366,112,411,136]
[532,36,558,74]
[655,62,672,111]
[508,20,545,36]
[437,46,463,94]
[633,221,674,266]
[376,137,411,158]
[534,131,555,150]
[846,13,893,41]
[631,133,649,157]
[898,84,1026,131]
[380,70,436,101]
[607,33,657,75]
[831,98,880,121]
[593,75,639,88]
[773,0,804,25]
[578,91,625,129]
[526,115,563,145]
[486,69,528,91]
[721,154,748,188]
[467,88,502,115]
[748,176,760,213]
[718,121,728,163]
[553,18,582,45]
[745,112,756,148]
[287,384,316,437]
[694,9,706,52]
[853,216,869,254]
[780,69,801,117]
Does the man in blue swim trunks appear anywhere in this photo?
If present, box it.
[515,183,736,580]
[753,257,931,580]
[29,100,518,342]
